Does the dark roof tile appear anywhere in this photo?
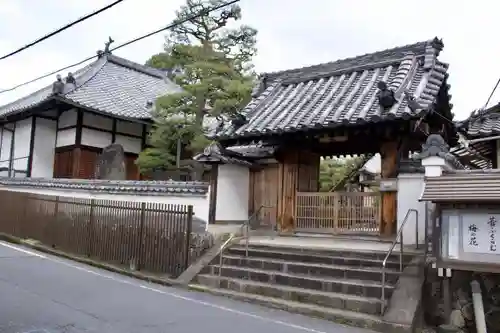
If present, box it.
[458,103,500,138]
[0,54,182,120]
[0,177,208,195]
[421,170,500,202]
[193,142,277,165]
[217,38,450,139]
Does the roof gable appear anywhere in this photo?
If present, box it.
[217,37,451,139]
[458,103,500,138]
[0,54,182,120]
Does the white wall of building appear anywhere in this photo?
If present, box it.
[80,112,143,154]
[1,185,210,227]
[56,109,78,148]
[0,109,145,178]
[31,117,57,178]
[83,112,113,130]
[0,128,13,176]
[397,173,426,245]
[59,109,78,127]
[56,128,76,147]
[363,153,381,174]
[115,135,142,154]
[54,110,143,153]
[12,118,32,176]
[81,128,113,148]
[215,164,250,222]
[116,120,143,136]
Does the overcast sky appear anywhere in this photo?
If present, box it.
[0,0,498,120]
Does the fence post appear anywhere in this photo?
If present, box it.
[20,193,29,238]
[333,193,339,233]
[51,196,59,247]
[87,199,95,257]
[184,205,193,271]
[137,202,146,271]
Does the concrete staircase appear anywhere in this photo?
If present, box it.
[190,242,416,331]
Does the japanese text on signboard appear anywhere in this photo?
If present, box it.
[463,214,498,254]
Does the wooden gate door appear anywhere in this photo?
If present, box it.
[249,165,279,228]
[295,191,381,234]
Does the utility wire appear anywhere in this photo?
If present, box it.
[0,0,239,95]
[0,0,126,61]
[483,77,500,109]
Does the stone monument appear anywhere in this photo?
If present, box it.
[94,144,126,180]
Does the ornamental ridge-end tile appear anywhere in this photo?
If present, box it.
[417,133,465,169]
[417,133,450,159]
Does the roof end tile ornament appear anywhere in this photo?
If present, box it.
[51,74,64,95]
[376,81,396,110]
[403,90,426,113]
[423,37,444,71]
[417,133,464,169]
[251,74,269,98]
[97,37,115,59]
[419,133,450,159]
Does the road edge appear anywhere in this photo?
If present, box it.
[0,232,179,287]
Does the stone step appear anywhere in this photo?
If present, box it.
[197,274,385,315]
[210,265,395,298]
[188,283,410,333]
[234,243,416,261]
[219,254,402,284]
[228,245,412,270]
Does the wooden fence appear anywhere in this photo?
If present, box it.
[0,190,194,277]
[295,191,381,234]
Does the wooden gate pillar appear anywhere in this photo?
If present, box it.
[277,151,299,232]
[380,141,398,236]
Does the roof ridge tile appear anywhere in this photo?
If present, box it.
[262,38,440,81]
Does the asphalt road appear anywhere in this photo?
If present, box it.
[0,241,376,333]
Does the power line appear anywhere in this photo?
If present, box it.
[0,0,126,61]
[0,0,240,95]
[483,77,500,109]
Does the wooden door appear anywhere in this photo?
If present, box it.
[249,165,279,228]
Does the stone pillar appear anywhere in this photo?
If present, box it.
[418,133,460,327]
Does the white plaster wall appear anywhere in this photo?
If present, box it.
[31,118,57,178]
[116,120,142,136]
[0,128,13,174]
[56,128,76,147]
[216,164,249,222]
[58,109,77,128]
[13,118,32,174]
[363,154,381,174]
[397,173,426,245]
[115,135,142,154]
[81,128,112,148]
[1,185,210,227]
[83,113,113,130]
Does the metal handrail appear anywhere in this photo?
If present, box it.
[218,205,270,277]
[380,208,419,314]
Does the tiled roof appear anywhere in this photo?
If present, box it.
[217,37,450,139]
[458,103,500,138]
[450,142,493,169]
[193,142,276,165]
[421,170,500,202]
[0,178,208,196]
[0,54,182,120]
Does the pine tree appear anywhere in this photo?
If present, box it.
[137,0,257,178]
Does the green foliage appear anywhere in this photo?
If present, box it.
[319,156,365,191]
[137,0,257,175]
